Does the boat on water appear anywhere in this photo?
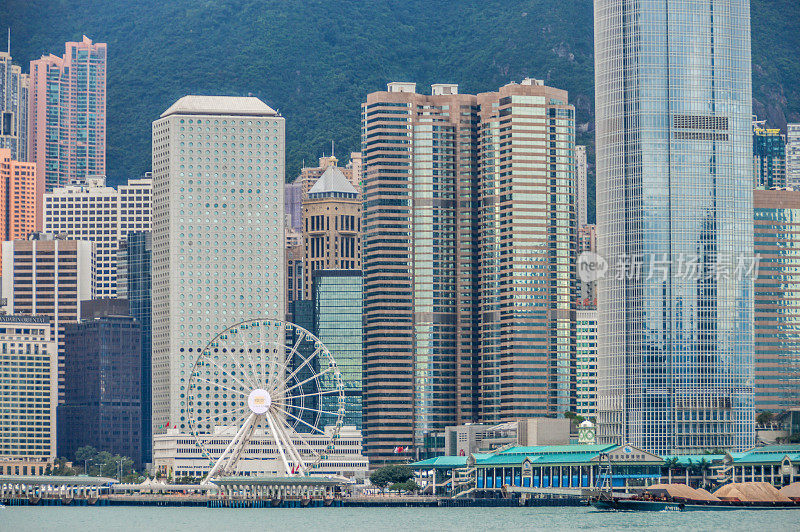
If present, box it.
[591,496,800,512]
[589,453,800,511]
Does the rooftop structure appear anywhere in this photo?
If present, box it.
[160,95,277,117]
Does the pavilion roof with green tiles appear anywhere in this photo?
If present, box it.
[731,445,800,464]
[410,443,665,494]
[409,443,800,496]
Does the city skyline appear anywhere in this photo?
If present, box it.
[1,1,800,493]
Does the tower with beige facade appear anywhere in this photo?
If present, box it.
[302,166,361,299]
[44,175,151,298]
[476,79,577,422]
[361,80,576,463]
[0,315,57,475]
[361,82,480,463]
[2,234,95,403]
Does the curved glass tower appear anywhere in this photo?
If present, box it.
[595,0,755,453]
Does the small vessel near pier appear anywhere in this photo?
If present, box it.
[588,452,800,511]
[590,482,800,512]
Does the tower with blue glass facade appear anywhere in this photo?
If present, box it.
[119,231,152,464]
[595,0,755,453]
[313,270,363,430]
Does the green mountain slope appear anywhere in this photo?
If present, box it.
[3,0,799,223]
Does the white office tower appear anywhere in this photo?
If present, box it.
[788,124,800,188]
[44,175,152,297]
[151,96,285,438]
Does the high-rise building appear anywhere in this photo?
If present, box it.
[345,152,363,188]
[2,233,95,402]
[0,47,28,162]
[60,315,142,467]
[151,95,284,437]
[118,231,153,464]
[285,242,304,320]
[753,120,787,189]
[28,36,107,228]
[576,309,598,420]
[361,80,575,462]
[44,175,152,298]
[284,181,303,233]
[477,79,577,422]
[595,0,755,453]
[753,189,800,413]
[361,82,479,463]
[0,148,36,274]
[302,166,361,299]
[577,224,598,307]
[576,145,588,228]
[0,315,57,475]
[313,270,363,430]
[787,123,800,188]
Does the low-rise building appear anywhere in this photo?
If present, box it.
[444,419,571,457]
[661,444,800,488]
[412,443,664,497]
[152,425,368,482]
[412,443,800,497]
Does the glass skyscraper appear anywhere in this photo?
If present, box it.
[595,0,755,453]
[752,122,786,189]
[119,231,153,464]
[313,270,363,430]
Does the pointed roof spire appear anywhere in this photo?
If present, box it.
[308,166,358,196]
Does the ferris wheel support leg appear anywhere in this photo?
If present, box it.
[226,415,259,475]
[280,416,322,465]
[203,413,255,483]
[272,417,303,475]
[265,411,293,476]
[274,418,307,476]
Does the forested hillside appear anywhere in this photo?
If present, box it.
[3,0,799,222]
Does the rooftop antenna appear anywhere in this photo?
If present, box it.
[7,28,10,55]
[331,140,335,158]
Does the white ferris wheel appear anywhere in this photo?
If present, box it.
[186,319,345,482]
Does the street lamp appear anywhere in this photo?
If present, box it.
[84,458,93,476]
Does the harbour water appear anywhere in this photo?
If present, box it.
[3,505,800,531]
